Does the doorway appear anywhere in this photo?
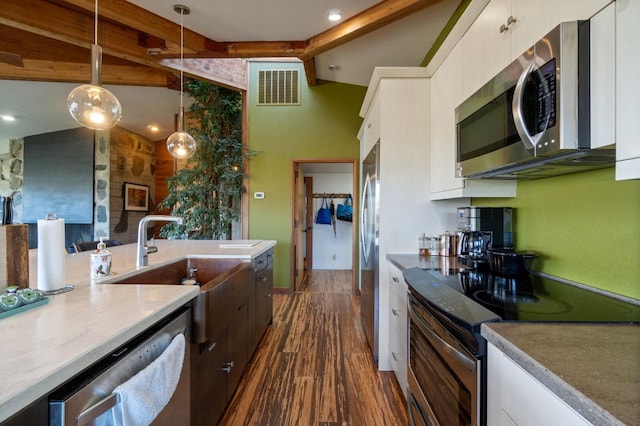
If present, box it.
[291,159,358,293]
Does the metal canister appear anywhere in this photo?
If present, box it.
[439,232,459,256]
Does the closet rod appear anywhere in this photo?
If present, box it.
[312,193,351,199]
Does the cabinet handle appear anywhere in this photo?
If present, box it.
[221,361,234,373]
[392,352,399,361]
[266,293,272,298]
[258,276,268,282]
[500,15,517,33]
[392,276,399,282]
[207,341,217,352]
[392,308,400,316]
[367,123,373,128]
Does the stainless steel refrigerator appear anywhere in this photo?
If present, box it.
[360,141,379,363]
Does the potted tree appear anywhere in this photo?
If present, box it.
[159,80,251,239]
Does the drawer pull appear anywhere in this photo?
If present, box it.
[221,361,234,373]
[258,276,268,282]
[392,276,400,283]
[392,352,399,361]
[392,308,400,316]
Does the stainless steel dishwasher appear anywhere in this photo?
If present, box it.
[49,305,191,426]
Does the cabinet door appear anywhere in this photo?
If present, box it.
[361,94,381,158]
[512,0,611,59]
[487,343,590,425]
[388,263,408,397]
[255,266,273,345]
[191,334,228,426]
[616,0,640,179]
[462,0,511,97]
[430,44,464,194]
[226,302,249,397]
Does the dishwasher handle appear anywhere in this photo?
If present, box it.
[76,393,118,426]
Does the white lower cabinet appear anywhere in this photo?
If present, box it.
[487,343,591,425]
[388,262,408,398]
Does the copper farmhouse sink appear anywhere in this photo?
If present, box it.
[108,258,253,344]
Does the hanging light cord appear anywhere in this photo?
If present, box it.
[94,0,98,45]
[180,8,184,112]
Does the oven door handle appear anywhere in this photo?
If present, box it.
[408,302,476,375]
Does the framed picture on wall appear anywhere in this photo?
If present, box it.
[124,182,149,211]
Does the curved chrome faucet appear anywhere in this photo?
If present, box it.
[136,215,184,268]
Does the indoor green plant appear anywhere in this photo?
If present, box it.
[159,80,251,239]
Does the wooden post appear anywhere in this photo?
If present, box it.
[0,224,30,288]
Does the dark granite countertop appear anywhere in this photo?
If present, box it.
[386,253,469,273]
[482,322,640,426]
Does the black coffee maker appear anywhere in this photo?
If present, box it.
[457,207,513,269]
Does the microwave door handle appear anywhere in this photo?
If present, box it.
[512,61,537,151]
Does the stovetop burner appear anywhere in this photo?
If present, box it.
[404,267,640,324]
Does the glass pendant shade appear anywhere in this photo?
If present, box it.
[67,83,122,130]
[167,107,196,159]
[67,44,122,130]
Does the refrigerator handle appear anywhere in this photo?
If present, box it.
[360,173,370,265]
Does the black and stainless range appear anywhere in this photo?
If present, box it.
[403,267,640,426]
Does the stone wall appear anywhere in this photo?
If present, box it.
[109,127,157,244]
[2,127,156,246]
[0,139,24,223]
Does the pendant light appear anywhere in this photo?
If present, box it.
[67,0,122,130]
[166,4,196,160]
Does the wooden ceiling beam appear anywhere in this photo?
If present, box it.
[0,0,441,87]
[0,59,171,86]
[301,0,446,60]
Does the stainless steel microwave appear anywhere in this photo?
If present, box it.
[455,20,615,180]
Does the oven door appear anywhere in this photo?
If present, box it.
[408,294,480,426]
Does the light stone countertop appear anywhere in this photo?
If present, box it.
[0,239,276,423]
[482,322,640,426]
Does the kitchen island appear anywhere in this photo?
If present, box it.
[0,239,276,423]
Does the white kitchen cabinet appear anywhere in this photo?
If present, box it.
[462,0,612,98]
[429,43,516,199]
[616,0,640,180]
[487,343,591,426]
[388,261,408,398]
[358,68,461,370]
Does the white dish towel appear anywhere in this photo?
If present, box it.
[111,333,186,426]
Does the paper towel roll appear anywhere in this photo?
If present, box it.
[37,217,66,291]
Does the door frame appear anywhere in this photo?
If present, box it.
[290,158,359,293]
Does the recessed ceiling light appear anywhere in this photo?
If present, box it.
[327,9,343,22]
[148,124,160,132]
[1,115,16,122]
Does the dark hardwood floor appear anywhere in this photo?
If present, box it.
[219,270,408,425]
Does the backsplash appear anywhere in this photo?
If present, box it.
[474,168,640,300]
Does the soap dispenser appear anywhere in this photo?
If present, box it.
[90,237,112,279]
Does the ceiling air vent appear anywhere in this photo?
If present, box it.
[258,69,300,105]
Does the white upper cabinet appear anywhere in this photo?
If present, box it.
[430,43,516,199]
[462,0,612,98]
[616,0,640,180]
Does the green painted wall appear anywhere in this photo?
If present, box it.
[473,168,640,299]
[247,62,366,289]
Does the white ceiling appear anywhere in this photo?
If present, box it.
[0,0,460,143]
